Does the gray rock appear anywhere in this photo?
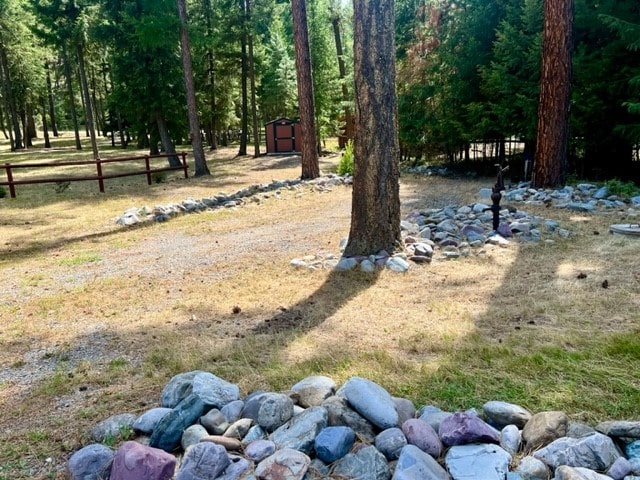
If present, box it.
[67,443,114,480]
[331,445,391,480]
[626,440,640,459]
[90,413,137,443]
[242,392,294,433]
[192,372,240,408]
[221,400,244,423]
[335,257,358,271]
[533,432,621,471]
[360,259,376,272]
[255,448,311,480]
[418,406,452,433]
[608,457,633,480]
[483,400,532,429]
[245,439,276,462]
[445,443,511,480]
[522,411,568,449]
[150,394,206,452]
[553,465,613,480]
[269,406,328,454]
[338,376,399,430]
[242,424,267,444]
[376,428,407,461]
[515,455,549,480]
[161,371,204,408]
[181,424,209,451]
[224,418,254,439]
[176,442,230,480]
[593,186,609,199]
[322,395,376,443]
[305,458,329,479]
[392,444,451,480]
[438,412,500,447]
[314,426,356,464]
[200,408,230,435]
[402,418,442,457]
[500,424,521,456]
[217,454,252,480]
[387,256,410,272]
[568,422,597,438]
[597,421,640,439]
[394,397,416,426]
[132,408,172,435]
[567,202,596,212]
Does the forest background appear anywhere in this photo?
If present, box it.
[0,0,639,182]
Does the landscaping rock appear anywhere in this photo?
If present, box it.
[161,371,204,408]
[175,442,229,480]
[402,418,442,457]
[392,444,451,480]
[375,427,407,461]
[181,424,209,450]
[322,395,376,443]
[133,408,172,435]
[255,448,311,480]
[331,445,391,480]
[438,411,500,446]
[598,421,640,439]
[523,411,569,449]
[242,392,295,433]
[67,443,114,480]
[445,443,511,480]
[338,377,399,430]
[500,424,521,456]
[269,406,328,454]
[200,408,229,435]
[191,372,240,408]
[483,400,532,429]
[110,441,176,480]
[291,375,336,408]
[149,394,206,452]
[553,465,613,480]
[245,439,276,462]
[89,413,137,443]
[532,432,621,471]
[514,455,549,480]
[314,426,356,464]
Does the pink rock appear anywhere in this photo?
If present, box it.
[402,418,442,457]
[110,441,176,480]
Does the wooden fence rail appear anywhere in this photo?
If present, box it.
[0,152,189,198]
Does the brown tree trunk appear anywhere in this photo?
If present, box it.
[238,4,248,157]
[331,12,353,145]
[533,0,573,188]
[77,43,99,159]
[41,97,51,148]
[177,0,210,176]
[156,112,181,166]
[291,0,319,179]
[0,42,23,150]
[45,61,59,137]
[203,0,218,150]
[247,0,260,158]
[344,0,401,257]
[62,48,82,150]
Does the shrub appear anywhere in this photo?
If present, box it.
[337,139,354,176]
[0,186,6,198]
[604,178,639,199]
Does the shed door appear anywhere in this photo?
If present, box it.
[275,123,295,152]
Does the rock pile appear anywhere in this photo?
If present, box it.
[68,372,640,480]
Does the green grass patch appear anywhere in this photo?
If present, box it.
[58,252,103,266]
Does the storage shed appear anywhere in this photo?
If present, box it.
[265,118,301,154]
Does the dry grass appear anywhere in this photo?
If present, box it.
[0,134,639,479]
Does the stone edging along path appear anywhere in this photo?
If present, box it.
[68,372,640,480]
[115,174,640,273]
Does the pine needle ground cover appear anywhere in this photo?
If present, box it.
[0,136,639,479]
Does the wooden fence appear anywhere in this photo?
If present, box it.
[0,152,189,198]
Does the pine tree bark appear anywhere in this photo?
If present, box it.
[344,0,401,257]
[45,61,59,136]
[77,43,99,159]
[247,0,260,158]
[203,0,217,150]
[0,42,23,150]
[533,0,573,188]
[41,97,51,148]
[177,0,210,176]
[238,4,249,157]
[156,112,181,166]
[62,48,82,150]
[291,0,319,179]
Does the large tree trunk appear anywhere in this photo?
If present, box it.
[0,42,23,150]
[291,0,319,179]
[238,8,249,157]
[77,43,100,159]
[41,97,51,148]
[177,0,210,176]
[203,0,217,151]
[247,0,260,158]
[344,0,401,257]
[62,48,82,150]
[45,61,59,137]
[533,0,573,188]
[0,105,7,139]
[156,112,181,166]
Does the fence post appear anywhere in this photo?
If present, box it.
[181,152,189,178]
[144,155,152,185]
[4,164,16,198]
[96,158,105,193]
